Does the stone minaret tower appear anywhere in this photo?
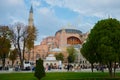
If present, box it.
[28,5,34,28]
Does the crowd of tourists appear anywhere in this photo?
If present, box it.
[44,63,82,71]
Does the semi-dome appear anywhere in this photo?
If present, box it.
[55,28,82,35]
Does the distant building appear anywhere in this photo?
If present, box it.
[27,25,89,65]
[26,6,89,66]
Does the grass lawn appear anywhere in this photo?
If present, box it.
[0,72,120,80]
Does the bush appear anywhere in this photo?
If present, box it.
[34,58,45,80]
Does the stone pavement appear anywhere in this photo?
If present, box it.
[1,68,120,73]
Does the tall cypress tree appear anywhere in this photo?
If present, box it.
[34,58,45,80]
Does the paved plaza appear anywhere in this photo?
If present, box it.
[1,68,120,74]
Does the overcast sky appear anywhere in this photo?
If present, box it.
[0,0,120,45]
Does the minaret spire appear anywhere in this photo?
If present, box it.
[30,5,33,13]
[28,5,34,28]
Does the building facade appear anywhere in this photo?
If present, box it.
[28,27,89,65]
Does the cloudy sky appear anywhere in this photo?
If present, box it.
[0,0,120,45]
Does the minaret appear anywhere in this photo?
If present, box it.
[28,5,34,28]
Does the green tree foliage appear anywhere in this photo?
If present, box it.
[81,41,97,72]
[0,37,11,68]
[26,26,37,50]
[81,18,120,77]
[0,26,11,68]
[26,26,37,60]
[9,48,18,67]
[55,53,64,62]
[67,46,76,63]
[34,58,45,80]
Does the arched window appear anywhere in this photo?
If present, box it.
[67,36,82,45]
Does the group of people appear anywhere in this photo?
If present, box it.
[64,64,81,71]
[45,63,62,71]
[44,63,81,71]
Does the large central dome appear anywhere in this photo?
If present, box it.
[55,29,82,35]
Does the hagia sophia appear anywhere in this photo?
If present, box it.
[26,6,90,67]
[30,27,88,62]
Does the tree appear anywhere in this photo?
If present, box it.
[10,23,26,69]
[55,53,64,62]
[0,26,11,68]
[10,22,37,69]
[82,18,120,77]
[81,41,97,72]
[0,37,11,68]
[34,58,45,80]
[9,48,18,67]
[67,46,76,63]
[26,26,37,61]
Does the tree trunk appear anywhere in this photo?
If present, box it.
[91,63,94,72]
[108,62,113,77]
[12,60,14,67]
[17,36,23,70]
[2,57,5,69]
[28,51,30,61]
[33,47,34,61]
[113,62,116,77]
[22,38,26,62]
[18,45,23,69]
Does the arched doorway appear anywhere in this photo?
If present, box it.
[67,36,82,45]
